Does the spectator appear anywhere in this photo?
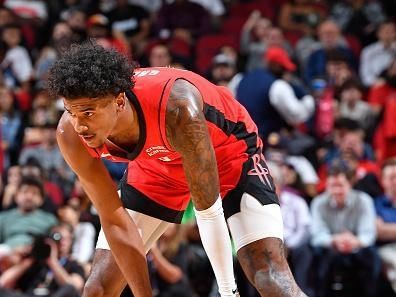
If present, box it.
[312,50,356,141]
[1,165,21,210]
[0,86,23,169]
[0,176,57,254]
[319,119,378,194]
[106,0,150,56]
[324,49,356,97]
[340,151,382,198]
[278,0,325,36]
[360,21,396,87]
[0,223,85,297]
[310,78,336,142]
[208,53,242,96]
[86,14,129,58]
[265,132,319,199]
[240,11,272,72]
[68,181,100,234]
[148,43,172,67]
[30,89,60,127]
[148,224,195,297]
[368,59,396,162]
[57,204,96,265]
[330,0,385,46]
[281,160,312,199]
[311,164,379,297]
[337,78,374,131]
[106,0,150,38]
[34,21,74,89]
[375,158,396,293]
[1,23,33,91]
[237,46,314,139]
[265,27,294,57]
[19,159,65,212]
[155,0,211,44]
[241,20,292,71]
[61,8,87,43]
[19,125,74,196]
[304,20,356,84]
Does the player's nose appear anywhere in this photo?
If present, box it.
[72,119,89,134]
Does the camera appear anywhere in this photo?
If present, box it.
[30,232,62,261]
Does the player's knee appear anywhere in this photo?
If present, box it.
[252,266,298,297]
[82,278,105,297]
[253,267,282,290]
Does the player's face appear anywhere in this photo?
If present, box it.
[64,95,120,148]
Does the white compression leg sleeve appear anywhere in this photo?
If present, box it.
[194,197,237,297]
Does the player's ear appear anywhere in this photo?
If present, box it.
[115,92,126,112]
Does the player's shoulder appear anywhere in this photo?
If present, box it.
[56,112,74,140]
[56,112,84,154]
[168,78,203,111]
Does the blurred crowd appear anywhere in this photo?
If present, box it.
[0,0,396,297]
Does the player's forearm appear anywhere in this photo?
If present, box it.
[77,178,152,296]
[101,209,152,297]
[187,159,236,296]
[183,152,238,296]
[194,197,237,297]
[184,157,219,209]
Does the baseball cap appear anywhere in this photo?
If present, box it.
[87,14,109,27]
[212,53,235,67]
[265,47,296,72]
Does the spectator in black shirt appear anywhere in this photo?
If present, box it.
[0,223,85,297]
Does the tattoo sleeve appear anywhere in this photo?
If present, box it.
[166,79,219,209]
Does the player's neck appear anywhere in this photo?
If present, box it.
[108,99,139,151]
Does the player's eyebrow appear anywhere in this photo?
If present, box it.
[79,107,96,112]
[64,105,96,113]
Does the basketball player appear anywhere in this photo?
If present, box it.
[48,43,306,297]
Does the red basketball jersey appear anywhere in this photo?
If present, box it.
[82,67,263,210]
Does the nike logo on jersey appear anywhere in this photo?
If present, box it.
[158,156,172,162]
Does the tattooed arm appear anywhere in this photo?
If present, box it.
[165,79,218,209]
[165,79,237,296]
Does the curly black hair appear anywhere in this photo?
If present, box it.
[47,41,134,99]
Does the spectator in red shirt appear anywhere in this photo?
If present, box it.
[368,59,396,162]
[86,14,130,59]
